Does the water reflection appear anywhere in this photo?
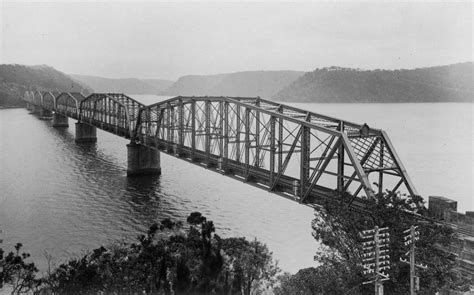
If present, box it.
[124,175,165,222]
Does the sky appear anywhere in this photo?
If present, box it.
[1,1,472,80]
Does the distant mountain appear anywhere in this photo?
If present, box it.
[71,74,174,95]
[159,73,228,96]
[160,71,305,98]
[0,64,91,107]
[273,63,473,103]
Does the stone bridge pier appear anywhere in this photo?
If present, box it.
[75,122,97,143]
[127,143,161,176]
[52,113,69,127]
[39,108,53,120]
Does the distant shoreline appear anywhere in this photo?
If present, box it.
[0,105,24,109]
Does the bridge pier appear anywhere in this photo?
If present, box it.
[75,122,97,143]
[39,108,53,120]
[26,103,33,111]
[52,113,69,127]
[127,143,161,176]
[29,104,40,114]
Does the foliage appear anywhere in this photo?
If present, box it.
[221,238,279,295]
[0,64,91,107]
[36,212,279,294]
[276,191,470,294]
[273,62,474,103]
[0,243,41,294]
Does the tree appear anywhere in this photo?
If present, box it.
[38,212,279,295]
[222,237,279,295]
[0,243,41,294]
[309,191,470,294]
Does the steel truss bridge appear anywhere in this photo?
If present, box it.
[23,90,418,210]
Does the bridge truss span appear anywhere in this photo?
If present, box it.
[22,90,418,209]
[133,96,418,209]
[55,92,86,119]
[79,93,145,139]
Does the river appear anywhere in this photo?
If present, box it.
[0,96,472,274]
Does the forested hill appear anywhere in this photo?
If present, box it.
[273,62,473,103]
[160,71,305,98]
[0,64,91,107]
[71,74,174,94]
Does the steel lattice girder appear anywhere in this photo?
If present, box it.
[78,93,145,139]
[133,96,418,209]
[55,92,86,119]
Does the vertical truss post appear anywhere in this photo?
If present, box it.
[104,98,108,125]
[278,107,283,171]
[170,105,175,143]
[205,100,211,163]
[236,104,241,162]
[178,99,184,149]
[159,108,165,143]
[223,101,229,170]
[337,121,345,193]
[166,104,171,142]
[191,100,196,160]
[270,127,303,191]
[255,100,260,168]
[300,124,310,199]
[269,115,276,185]
[166,104,172,151]
[219,100,224,158]
[244,107,251,179]
[301,137,340,203]
[379,141,384,196]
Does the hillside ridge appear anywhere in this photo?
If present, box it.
[71,74,173,95]
[0,64,91,107]
[273,62,473,103]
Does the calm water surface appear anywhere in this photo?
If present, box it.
[0,96,472,275]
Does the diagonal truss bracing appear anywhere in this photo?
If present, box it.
[78,93,144,138]
[133,96,418,210]
[23,91,417,210]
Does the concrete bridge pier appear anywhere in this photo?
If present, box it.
[75,122,97,143]
[39,108,53,120]
[52,113,69,127]
[127,143,161,176]
[26,103,33,111]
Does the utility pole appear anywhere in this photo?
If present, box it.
[401,225,427,295]
[361,226,390,295]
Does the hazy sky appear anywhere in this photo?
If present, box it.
[1,1,472,80]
